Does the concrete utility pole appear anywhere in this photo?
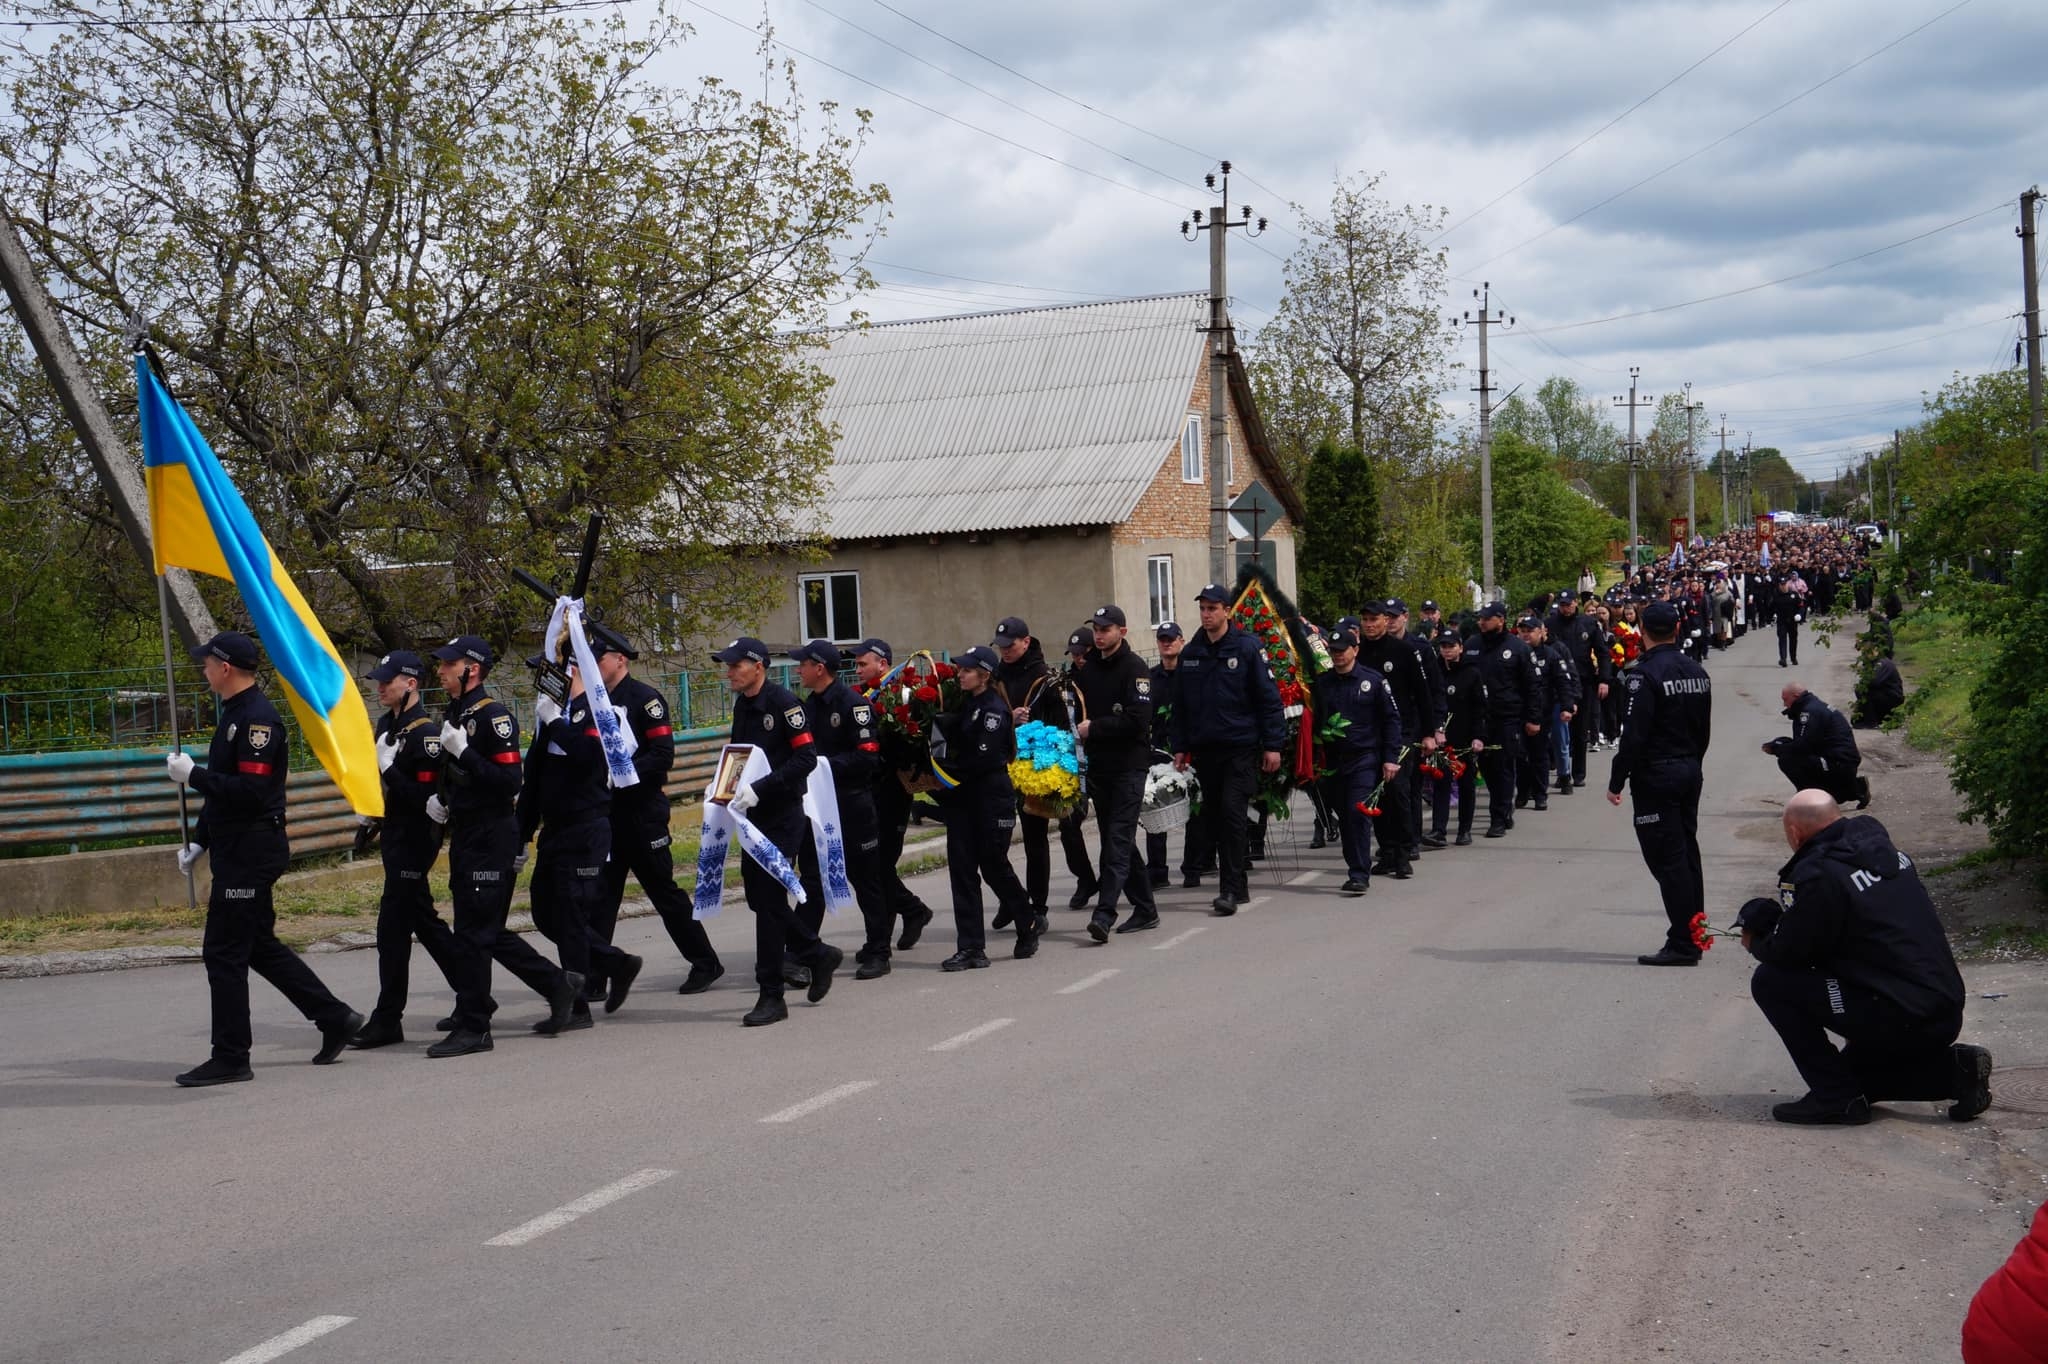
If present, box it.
[0,199,215,649]
[1455,283,1513,603]
[1890,429,1901,543]
[1682,384,1703,544]
[2022,186,2043,468]
[1742,436,1754,524]
[1613,368,1651,567]
[1717,414,1730,533]
[1182,162,1265,584]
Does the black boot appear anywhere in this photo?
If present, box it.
[742,993,788,1027]
[346,1016,405,1050]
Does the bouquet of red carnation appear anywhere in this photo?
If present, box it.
[1419,749,1469,782]
[869,652,964,791]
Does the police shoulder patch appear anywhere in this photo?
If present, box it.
[784,706,806,730]
[852,705,872,725]
[424,737,442,757]
[1626,673,1643,691]
[644,698,664,719]
[247,724,272,750]
[1778,881,1797,909]
[1135,678,1151,697]
[492,715,513,740]
[983,712,1000,731]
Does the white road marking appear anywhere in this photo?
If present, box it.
[1058,968,1121,995]
[218,1316,354,1364]
[929,1018,1015,1052]
[1287,870,1323,885]
[759,1080,878,1124]
[1152,926,1208,950]
[484,1168,676,1247]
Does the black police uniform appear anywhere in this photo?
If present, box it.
[1144,658,1213,884]
[1356,628,1428,871]
[1170,622,1285,908]
[364,697,458,1028]
[1771,690,1864,803]
[796,678,891,964]
[729,680,837,996]
[1310,661,1402,885]
[444,683,572,1035]
[517,692,636,1020]
[1074,637,1156,933]
[1463,621,1542,834]
[1547,605,1603,785]
[191,687,355,1064]
[860,672,938,945]
[1608,639,1713,959]
[1744,815,1969,1107]
[936,686,1031,958]
[998,641,1097,913]
[1431,648,1485,841]
[588,671,722,988]
[1404,623,1449,850]
[1774,578,1806,665]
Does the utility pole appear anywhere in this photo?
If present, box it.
[1454,283,1513,603]
[0,198,215,649]
[1182,161,1265,583]
[1717,414,1730,533]
[1742,436,1754,524]
[1890,429,1900,544]
[2021,186,2043,468]
[1682,384,1703,546]
[1613,369,1652,569]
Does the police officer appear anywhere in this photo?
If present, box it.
[166,632,362,1085]
[1170,584,1284,915]
[1774,571,1808,667]
[346,650,460,1050]
[993,616,1094,928]
[1606,602,1714,966]
[1464,603,1543,838]
[427,636,578,1057]
[788,640,893,979]
[516,657,641,1032]
[584,628,725,997]
[716,636,846,1026]
[1547,592,1606,790]
[1389,599,1449,852]
[1763,682,1869,807]
[1074,604,1158,940]
[935,645,1035,969]
[1145,621,1212,886]
[1357,602,1429,876]
[850,639,937,951]
[1431,631,1485,846]
[1310,629,1402,895]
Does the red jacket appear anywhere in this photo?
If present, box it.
[1963,1201,2048,1362]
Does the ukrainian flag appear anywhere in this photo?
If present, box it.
[137,354,383,817]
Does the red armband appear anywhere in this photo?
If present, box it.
[237,761,272,775]
[790,731,814,748]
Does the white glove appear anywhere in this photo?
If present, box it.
[165,750,195,785]
[176,842,203,874]
[512,847,529,874]
[728,783,760,816]
[535,694,562,729]
[375,732,399,773]
[425,794,450,825]
[356,814,374,828]
[438,721,468,759]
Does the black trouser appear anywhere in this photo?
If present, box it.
[368,836,460,1024]
[1601,686,1623,743]
[1750,963,1962,1104]
[1373,743,1417,868]
[592,806,720,980]
[448,812,564,1033]
[1569,698,1593,784]
[1517,717,1552,805]
[1023,808,1095,909]
[1430,750,1477,837]
[1777,752,1863,803]
[1334,759,1377,883]
[1090,764,1155,920]
[1479,726,1522,828]
[1777,615,1800,665]
[873,775,933,930]
[798,797,890,962]
[1147,808,1212,880]
[945,781,1028,952]
[742,812,833,998]
[1404,749,1426,853]
[1628,763,1704,956]
[1191,746,1257,900]
[530,818,633,997]
[202,827,352,1064]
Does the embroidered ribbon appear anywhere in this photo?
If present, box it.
[542,595,638,789]
[800,754,856,917]
[691,744,853,918]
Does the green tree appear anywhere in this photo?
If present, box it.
[1460,432,1617,605]
[0,1,888,655]
[1298,443,1390,623]
[1897,369,2034,517]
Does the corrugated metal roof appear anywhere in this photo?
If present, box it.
[809,293,1209,540]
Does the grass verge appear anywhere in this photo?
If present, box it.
[1889,607,1980,753]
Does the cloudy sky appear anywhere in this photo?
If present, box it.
[652,0,2046,484]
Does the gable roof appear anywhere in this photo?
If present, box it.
[809,293,1212,540]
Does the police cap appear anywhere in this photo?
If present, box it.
[193,631,261,672]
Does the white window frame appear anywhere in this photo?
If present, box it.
[1181,414,1202,483]
[797,570,862,643]
[1147,555,1175,629]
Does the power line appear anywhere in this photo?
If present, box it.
[1430,0,1793,246]
[861,258,1124,299]
[0,0,622,27]
[1468,0,1977,273]
[1707,309,2013,392]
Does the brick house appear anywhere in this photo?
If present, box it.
[734,293,1302,659]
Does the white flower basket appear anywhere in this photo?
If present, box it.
[1139,797,1191,835]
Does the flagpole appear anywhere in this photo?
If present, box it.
[157,571,197,908]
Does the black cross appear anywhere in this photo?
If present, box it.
[512,514,604,704]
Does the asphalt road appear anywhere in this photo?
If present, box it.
[0,628,2026,1363]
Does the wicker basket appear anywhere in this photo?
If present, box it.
[1138,797,1191,835]
[1022,794,1081,820]
[898,769,940,795]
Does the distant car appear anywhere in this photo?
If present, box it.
[1853,523,1881,542]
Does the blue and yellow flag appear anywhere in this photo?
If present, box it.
[137,354,383,817]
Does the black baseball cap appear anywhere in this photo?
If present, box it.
[1328,629,1359,650]
[788,639,841,669]
[992,616,1030,646]
[1421,600,1440,613]
[1434,630,1462,648]
[1336,615,1362,633]
[1385,598,1408,616]
[1516,615,1543,631]
[1477,602,1507,620]
[429,635,494,668]
[1642,602,1680,632]
[1092,604,1127,628]
[193,630,260,671]
[1067,628,1090,655]
[956,645,999,673]
[589,623,637,659]
[1155,621,1183,640]
[1358,601,1387,617]
[711,636,769,664]
[1193,583,1231,605]
[852,637,893,663]
[365,650,424,683]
